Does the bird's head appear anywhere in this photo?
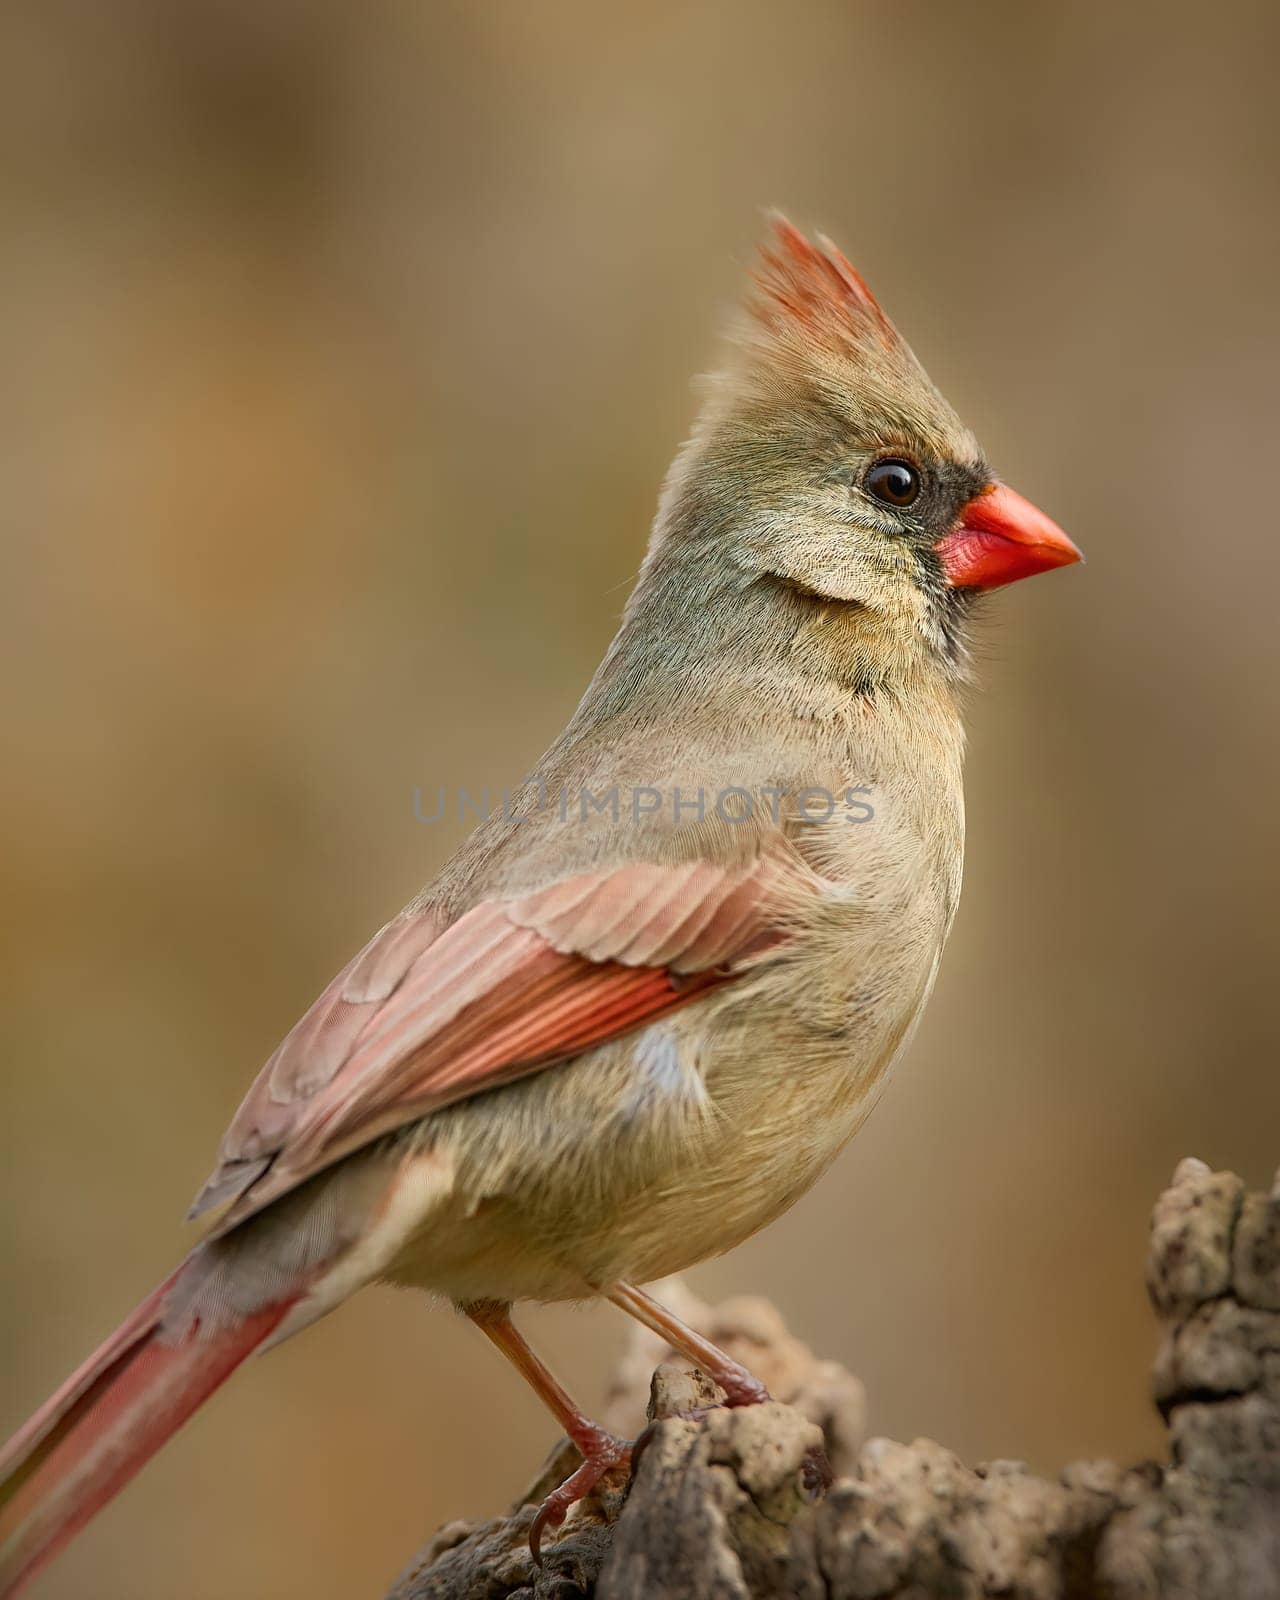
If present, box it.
[655,217,1080,677]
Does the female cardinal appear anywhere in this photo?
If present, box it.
[0,219,1079,1592]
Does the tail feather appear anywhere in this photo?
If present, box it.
[0,1254,296,1597]
[0,1266,184,1501]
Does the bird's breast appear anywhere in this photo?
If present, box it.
[388,747,963,1303]
[389,841,952,1303]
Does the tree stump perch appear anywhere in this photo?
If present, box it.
[387,1159,1280,1599]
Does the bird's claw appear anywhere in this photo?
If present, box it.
[716,1371,770,1408]
[529,1430,632,1566]
[801,1442,834,1498]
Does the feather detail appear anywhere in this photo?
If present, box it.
[750,213,903,355]
[0,1258,298,1598]
[190,856,795,1231]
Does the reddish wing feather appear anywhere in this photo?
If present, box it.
[1,859,787,1584]
[194,858,786,1231]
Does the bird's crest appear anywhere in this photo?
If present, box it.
[749,215,902,358]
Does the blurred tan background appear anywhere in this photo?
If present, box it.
[3,2,1280,1595]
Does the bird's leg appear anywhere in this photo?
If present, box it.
[606,1281,769,1407]
[464,1300,630,1563]
[607,1283,832,1497]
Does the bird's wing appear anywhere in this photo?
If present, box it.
[191,855,793,1231]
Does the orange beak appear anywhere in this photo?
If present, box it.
[936,482,1082,590]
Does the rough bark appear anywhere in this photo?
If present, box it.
[387,1159,1280,1599]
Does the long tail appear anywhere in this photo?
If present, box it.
[0,1251,298,1596]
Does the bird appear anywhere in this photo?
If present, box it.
[0,217,1080,1594]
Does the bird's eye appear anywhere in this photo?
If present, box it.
[864,459,921,508]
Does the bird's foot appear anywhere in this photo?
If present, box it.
[704,1367,831,1492]
[639,1358,768,1434]
[630,1364,832,1503]
[714,1365,769,1408]
[801,1441,834,1497]
[529,1425,632,1565]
